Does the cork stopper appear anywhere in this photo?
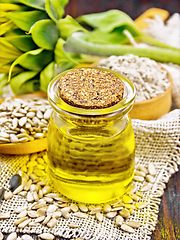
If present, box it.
[58,68,124,109]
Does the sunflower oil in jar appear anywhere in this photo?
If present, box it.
[47,68,136,203]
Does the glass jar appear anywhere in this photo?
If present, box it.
[47,67,136,203]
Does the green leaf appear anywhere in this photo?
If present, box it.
[10,71,38,95]
[77,9,137,33]
[29,19,59,50]
[5,35,37,52]
[54,38,79,65]
[8,48,53,81]
[4,10,49,31]
[18,0,45,10]
[45,0,69,22]
[19,79,40,94]
[58,15,89,40]
[40,61,57,92]
[0,20,15,36]
[0,74,8,95]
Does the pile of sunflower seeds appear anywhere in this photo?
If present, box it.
[98,54,170,102]
[0,151,160,237]
[0,97,52,144]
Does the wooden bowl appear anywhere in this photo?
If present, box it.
[90,62,173,120]
[0,91,48,155]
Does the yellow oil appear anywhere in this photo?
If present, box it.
[47,114,135,203]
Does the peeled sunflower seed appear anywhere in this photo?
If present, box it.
[133,175,144,182]
[126,220,141,228]
[18,219,31,228]
[115,215,124,226]
[14,206,27,213]
[136,202,149,209]
[7,232,17,240]
[96,212,103,222]
[146,174,155,183]
[78,203,88,212]
[140,183,153,192]
[103,204,112,213]
[0,212,11,219]
[38,233,55,240]
[70,203,79,212]
[148,162,156,175]
[121,224,135,233]
[13,185,23,195]
[34,216,45,223]
[14,217,28,226]
[21,235,34,240]
[119,209,130,219]
[106,211,117,219]
[74,212,88,219]
[47,218,57,228]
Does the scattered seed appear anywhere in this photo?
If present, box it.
[47,218,57,228]
[136,202,149,209]
[38,233,55,240]
[126,220,141,228]
[43,214,52,225]
[128,193,140,202]
[134,170,146,177]
[47,204,57,214]
[74,212,88,219]
[17,210,27,219]
[122,195,133,204]
[27,192,34,202]
[14,217,28,226]
[9,174,22,192]
[115,215,124,226]
[42,186,51,195]
[138,165,148,174]
[0,212,11,219]
[119,209,130,219]
[34,216,45,223]
[106,211,117,219]
[133,175,144,182]
[146,174,155,183]
[103,204,112,213]
[7,232,17,240]
[148,163,156,175]
[78,203,88,212]
[127,185,137,194]
[121,224,135,233]
[96,212,103,222]
[13,185,23,195]
[70,203,79,212]
[52,211,62,218]
[21,235,34,240]
[18,219,31,228]
[140,183,153,192]
[28,210,39,218]
[14,206,27,213]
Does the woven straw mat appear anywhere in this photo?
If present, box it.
[0,109,180,240]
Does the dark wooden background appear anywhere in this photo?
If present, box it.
[65,0,180,20]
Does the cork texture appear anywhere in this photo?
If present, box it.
[58,68,124,109]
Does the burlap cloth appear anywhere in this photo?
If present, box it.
[0,109,180,240]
